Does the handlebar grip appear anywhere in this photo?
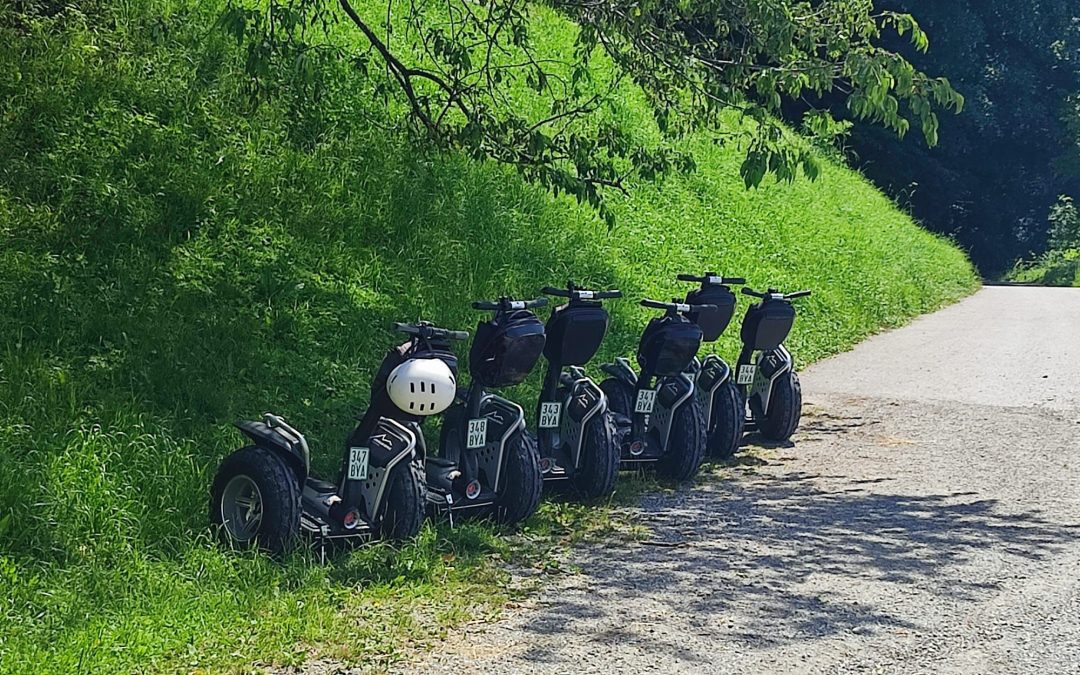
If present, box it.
[595,290,623,299]
[640,299,671,310]
[472,301,500,310]
[741,288,767,299]
[392,322,419,335]
[725,277,747,285]
[787,290,812,299]
[541,286,571,298]
[525,297,549,308]
[676,274,702,283]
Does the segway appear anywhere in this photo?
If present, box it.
[677,273,748,460]
[533,282,623,499]
[425,296,548,526]
[598,298,713,481]
[734,286,811,442]
[209,321,467,557]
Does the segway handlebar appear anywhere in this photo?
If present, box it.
[541,286,622,301]
[677,273,746,285]
[640,299,717,314]
[392,322,469,341]
[471,297,549,311]
[741,287,812,301]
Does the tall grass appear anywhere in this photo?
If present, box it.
[0,1,977,672]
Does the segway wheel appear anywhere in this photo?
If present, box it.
[570,411,620,500]
[707,380,745,460]
[598,378,633,418]
[210,446,301,555]
[750,370,803,442]
[655,397,707,481]
[378,462,427,541]
[495,431,542,527]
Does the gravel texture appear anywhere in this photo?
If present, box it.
[395,286,1080,674]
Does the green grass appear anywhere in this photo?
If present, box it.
[1008,249,1080,286]
[0,2,977,672]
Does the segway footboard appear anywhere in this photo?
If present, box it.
[541,374,607,479]
[426,394,526,520]
[303,417,418,555]
[623,373,696,464]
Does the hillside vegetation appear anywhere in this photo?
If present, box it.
[0,1,976,672]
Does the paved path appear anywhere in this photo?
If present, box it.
[399,287,1080,675]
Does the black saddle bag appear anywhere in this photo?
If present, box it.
[544,302,609,367]
[470,309,546,387]
[685,285,737,342]
[636,315,703,377]
[740,299,796,351]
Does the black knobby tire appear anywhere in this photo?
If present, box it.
[751,370,803,442]
[598,377,633,418]
[495,431,543,527]
[209,445,301,556]
[570,412,620,500]
[707,380,745,460]
[655,397,707,481]
[377,461,426,541]
[598,377,634,450]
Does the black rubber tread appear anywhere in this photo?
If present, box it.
[570,411,620,500]
[706,380,746,459]
[751,370,803,442]
[655,396,707,481]
[209,445,301,556]
[377,461,426,541]
[495,431,543,527]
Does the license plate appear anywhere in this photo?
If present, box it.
[538,402,561,429]
[635,389,658,414]
[466,418,488,449]
[347,446,369,481]
[737,365,756,385]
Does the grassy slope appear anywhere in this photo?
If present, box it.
[0,2,976,672]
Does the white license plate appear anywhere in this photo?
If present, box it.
[538,402,561,428]
[737,365,756,386]
[347,446,370,481]
[466,418,488,449]
[635,389,658,414]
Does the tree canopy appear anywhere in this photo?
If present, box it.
[794,1,1080,274]
[223,0,962,223]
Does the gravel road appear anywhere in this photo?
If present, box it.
[399,286,1080,674]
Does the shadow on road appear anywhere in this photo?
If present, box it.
[506,472,1079,663]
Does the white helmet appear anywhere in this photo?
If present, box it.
[386,358,457,416]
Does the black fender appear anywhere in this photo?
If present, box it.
[364,417,418,469]
[234,418,308,483]
[694,354,731,431]
[599,356,638,389]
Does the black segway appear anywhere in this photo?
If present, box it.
[677,273,747,459]
[425,296,548,526]
[735,286,811,442]
[598,298,713,481]
[209,321,467,557]
[533,282,623,499]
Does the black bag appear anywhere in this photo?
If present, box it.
[740,299,796,351]
[470,309,546,387]
[685,285,737,342]
[636,315,703,377]
[544,302,609,367]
